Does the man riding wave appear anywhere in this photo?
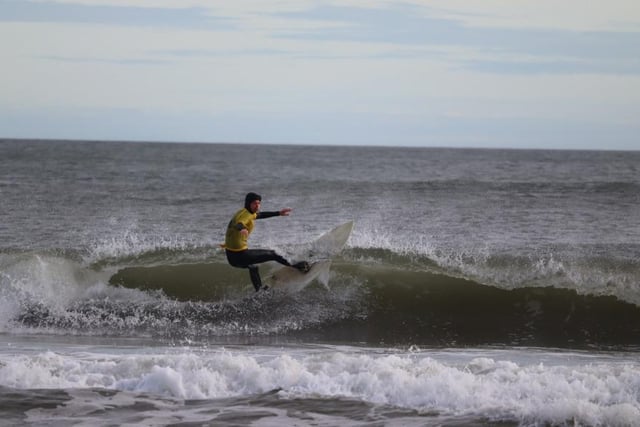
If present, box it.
[223,192,309,291]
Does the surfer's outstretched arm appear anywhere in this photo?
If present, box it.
[257,208,291,219]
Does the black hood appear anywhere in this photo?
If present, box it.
[244,192,262,210]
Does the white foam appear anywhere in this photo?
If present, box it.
[1,346,638,426]
[349,224,436,260]
[0,252,166,334]
[0,253,107,310]
[85,229,204,265]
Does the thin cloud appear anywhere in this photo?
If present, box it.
[270,4,640,75]
[0,0,235,30]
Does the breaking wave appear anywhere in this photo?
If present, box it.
[1,244,639,349]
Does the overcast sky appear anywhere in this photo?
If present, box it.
[1,0,639,149]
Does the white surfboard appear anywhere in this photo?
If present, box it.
[304,221,354,260]
[266,221,353,292]
[268,260,332,293]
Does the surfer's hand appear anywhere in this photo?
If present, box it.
[280,208,292,216]
[240,228,249,236]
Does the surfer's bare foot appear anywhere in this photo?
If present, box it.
[292,261,310,273]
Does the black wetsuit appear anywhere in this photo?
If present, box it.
[225,211,292,291]
[225,248,291,291]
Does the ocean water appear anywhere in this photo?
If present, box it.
[1,139,639,426]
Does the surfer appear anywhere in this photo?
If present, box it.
[223,192,309,291]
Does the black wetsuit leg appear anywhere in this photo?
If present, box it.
[226,249,291,291]
[226,249,291,268]
[247,265,261,291]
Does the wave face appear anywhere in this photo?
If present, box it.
[3,246,639,350]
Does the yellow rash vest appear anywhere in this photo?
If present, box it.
[223,208,256,252]
[223,208,281,251]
